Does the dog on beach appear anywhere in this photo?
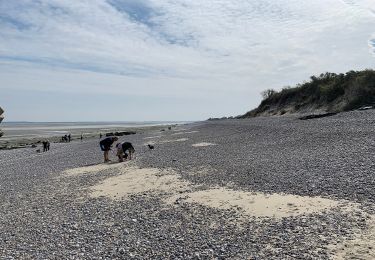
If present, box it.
[147,144,154,150]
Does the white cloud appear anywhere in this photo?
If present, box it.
[0,0,374,120]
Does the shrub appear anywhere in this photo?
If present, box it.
[261,89,277,100]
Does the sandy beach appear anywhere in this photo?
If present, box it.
[1,110,375,259]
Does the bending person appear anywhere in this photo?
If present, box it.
[99,136,118,163]
[116,142,135,162]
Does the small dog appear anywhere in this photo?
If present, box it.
[147,144,154,150]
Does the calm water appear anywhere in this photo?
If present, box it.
[0,121,187,140]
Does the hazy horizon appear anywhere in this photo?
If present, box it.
[1,0,374,121]
[1,120,193,124]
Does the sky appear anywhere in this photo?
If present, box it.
[0,0,374,122]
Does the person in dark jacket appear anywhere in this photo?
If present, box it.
[116,142,135,162]
[42,141,48,152]
[99,136,118,162]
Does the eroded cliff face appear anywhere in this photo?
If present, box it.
[239,70,375,119]
[0,106,4,137]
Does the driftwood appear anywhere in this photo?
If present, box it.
[358,106,374,111]
[299,112,337,120]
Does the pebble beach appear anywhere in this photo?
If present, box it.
[1,110,375,259]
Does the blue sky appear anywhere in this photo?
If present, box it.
[0,0,374,121]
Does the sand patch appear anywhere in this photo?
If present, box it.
[330,212,375,260]
[159,138,189,144]
[171,128,187,132]
[144,138,189,146]
[82,165,339,218]
[64,163,124,177]
[171,131,199,136]
[167,188,339,218]
[192,142,216,147]
[143,138,189,145]
[76,164,340,219]
[143,135,163,139]
[90,167,189,199]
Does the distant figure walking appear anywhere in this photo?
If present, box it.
[116,142,135,162]
[46,141,50,151]
[99,136,118,163]
[80,134,83,141]
[99,133,102,139]
[68,134,71,142]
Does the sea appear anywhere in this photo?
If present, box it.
[0,121,188,140]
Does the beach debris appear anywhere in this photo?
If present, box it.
[358,106,374,111]
[299,112,337,120]
[105,131,136,137]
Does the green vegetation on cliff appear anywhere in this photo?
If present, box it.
[240,70,375,118]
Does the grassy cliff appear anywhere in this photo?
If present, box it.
[239,70,375,118]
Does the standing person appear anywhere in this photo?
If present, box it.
[68,134,71,142]
[42,141,48,152]
[99,136,118,163]
[116,142,135,162]
[80,133,83,141]
[99,133,102,139]
[46,141,50,151]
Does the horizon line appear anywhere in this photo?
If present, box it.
[1,120,198,124]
